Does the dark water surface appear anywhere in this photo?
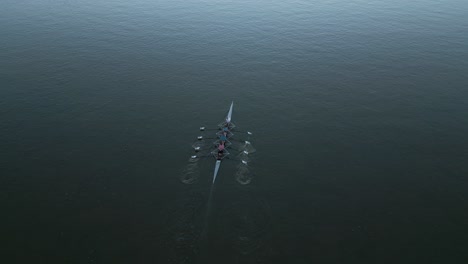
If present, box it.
[2,0,468,263]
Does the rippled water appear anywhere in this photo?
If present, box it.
[2,0,468,263]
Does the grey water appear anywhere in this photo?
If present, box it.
[2,0,468,263]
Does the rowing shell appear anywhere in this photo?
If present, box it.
[212,101,234,183]
[192,101,254,184]
[213,160,221,183]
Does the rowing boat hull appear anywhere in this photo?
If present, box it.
[212,101,234,184]
[213,160,221,183]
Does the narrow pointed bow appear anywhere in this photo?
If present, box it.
[226,101,233,123]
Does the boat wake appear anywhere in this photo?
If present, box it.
[234,142,256,185]
[160,190,205,263]
[180,157,200,184]
[235,164,252,185]
[217,192,272,259]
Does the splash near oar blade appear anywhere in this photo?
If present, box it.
[213,160,221,184]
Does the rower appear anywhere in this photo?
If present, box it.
[222,127,229,137]
[217,144,224,159]
[219,135,227,142]
[218,142,225,152]
[216,139,226,159]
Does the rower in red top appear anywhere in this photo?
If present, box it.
[218,141,225,151]
[217,141,225,160]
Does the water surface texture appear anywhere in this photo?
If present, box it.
[2,0,468,263]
